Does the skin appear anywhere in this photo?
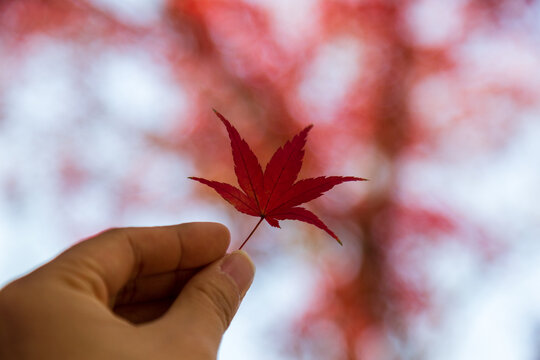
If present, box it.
[0,222,255,360]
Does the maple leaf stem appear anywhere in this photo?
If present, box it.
[238,217,264,250]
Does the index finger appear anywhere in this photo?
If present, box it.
[50,222,230,304]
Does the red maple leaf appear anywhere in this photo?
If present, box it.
[190,110,367,249]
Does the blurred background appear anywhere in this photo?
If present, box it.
[1,0,540,359]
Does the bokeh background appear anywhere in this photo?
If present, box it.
[1,0,540,359]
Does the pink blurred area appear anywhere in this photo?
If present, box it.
[1,0,540,359]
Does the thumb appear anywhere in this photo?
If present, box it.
[160,250,255,349]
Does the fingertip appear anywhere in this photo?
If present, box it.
[220,251,255,296]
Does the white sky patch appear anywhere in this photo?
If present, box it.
[427,239,540,360]
[242,0,319,50]
[456,32,540,91]
[298,36,364,123]
[411,72,532,158]
[400,75,540,356]
[406,0,466,47]
[400,115,540,359]
[401,116,540,245]
[88,0,165,25]
[90,49,187,134]
[528,1,540,37]
[3,38,82,131]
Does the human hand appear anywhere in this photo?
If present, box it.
[0,222,255,360]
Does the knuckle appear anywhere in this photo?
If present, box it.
[193,280,238,330]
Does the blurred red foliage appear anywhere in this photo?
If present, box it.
[2,0,537,358]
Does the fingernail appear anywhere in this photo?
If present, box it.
[220,251,255,294]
